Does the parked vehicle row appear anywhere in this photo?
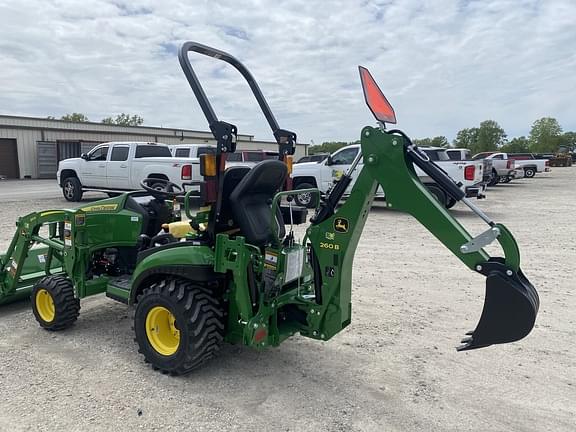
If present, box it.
[292,146,552,209]
[57,142,281,201]
[57,141,552,207]
[291,145,486,209]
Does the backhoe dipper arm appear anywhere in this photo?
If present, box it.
[307,126,538,351]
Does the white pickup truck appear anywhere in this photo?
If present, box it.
[57,142,201,201]
[292,144,486,209]
[506,153,551,178]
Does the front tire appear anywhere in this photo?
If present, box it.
[524,167,536,178]
[294,182,318,208]
[31,276,80,330]
[134,278,225,375]
[62,177,83,202]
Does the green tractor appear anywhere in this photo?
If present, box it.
[0,42,539,375]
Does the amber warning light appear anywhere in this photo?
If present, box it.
[358,66,397,125]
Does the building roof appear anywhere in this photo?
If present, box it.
[0,114,254,140]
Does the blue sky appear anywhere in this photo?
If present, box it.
[0,0,574,144]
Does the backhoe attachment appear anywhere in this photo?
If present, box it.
[308,67,539,350]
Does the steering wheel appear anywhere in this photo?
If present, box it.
[140,178,184,199]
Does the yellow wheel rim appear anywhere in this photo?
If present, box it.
[35,289,55,323]
[145,306,180,356]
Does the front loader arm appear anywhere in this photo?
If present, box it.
[307,126,538,351]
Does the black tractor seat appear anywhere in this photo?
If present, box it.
[229,160,287,246]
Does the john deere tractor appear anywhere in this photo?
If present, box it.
[0,42,539,375]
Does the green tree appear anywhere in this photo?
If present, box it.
[309,141,349,155]
[102,113,144,126]
[529,117,562,153]
[476,120,506,152]
[501,136,530,153]
[413,138,432,147]
[414,136,449,147]
[559,131,576,151]
[60,113,90,122]
[453,121,506,154]
[452,127,479,151]
[431,136,449,148]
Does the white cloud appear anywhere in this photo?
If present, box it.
[0,0,574,143]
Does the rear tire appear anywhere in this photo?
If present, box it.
[62,177,83,202]
[524,167,536,178]
[134,278,225,375]
[31,276,80,331]
[149,181,168,192]
[425,185,447,208]
[294,182,318,208]
[488,170,499,186]
[445,197,457,209]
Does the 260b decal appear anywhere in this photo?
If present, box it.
[320,242,340,250]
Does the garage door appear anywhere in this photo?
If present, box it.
[37,141,58,179]
[0,138,20,179]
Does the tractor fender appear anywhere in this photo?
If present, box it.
[130,244,220,305]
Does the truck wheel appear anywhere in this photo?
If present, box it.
[134,278,225,375]
[488,170,499,186]
[294,182,318,208]
[31,276,80,331]
[524,167,536,178]
[425,185,447,208]
[500,176,511,183]
[445,197,457,209]
[149,181,168,192]
[62,177,83,202]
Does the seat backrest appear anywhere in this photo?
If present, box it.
[229,160,287,246]
[215,166,251,232]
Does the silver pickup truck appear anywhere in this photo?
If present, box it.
[472,152,523,184]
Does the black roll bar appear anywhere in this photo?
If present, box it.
[178,41,296,156]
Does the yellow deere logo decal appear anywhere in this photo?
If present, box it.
[334,218,349,233]
[81,204,118,212]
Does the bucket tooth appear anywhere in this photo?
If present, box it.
[457,261,539,351]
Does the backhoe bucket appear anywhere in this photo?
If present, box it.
[458,262,539,351]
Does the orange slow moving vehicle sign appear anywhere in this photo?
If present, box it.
[358,66,397,124]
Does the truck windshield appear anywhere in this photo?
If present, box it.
[135,145,172,158]
[422,149,450,161]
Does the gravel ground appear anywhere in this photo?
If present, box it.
[0,170,574,431]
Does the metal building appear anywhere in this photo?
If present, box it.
[0,115,308,179]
